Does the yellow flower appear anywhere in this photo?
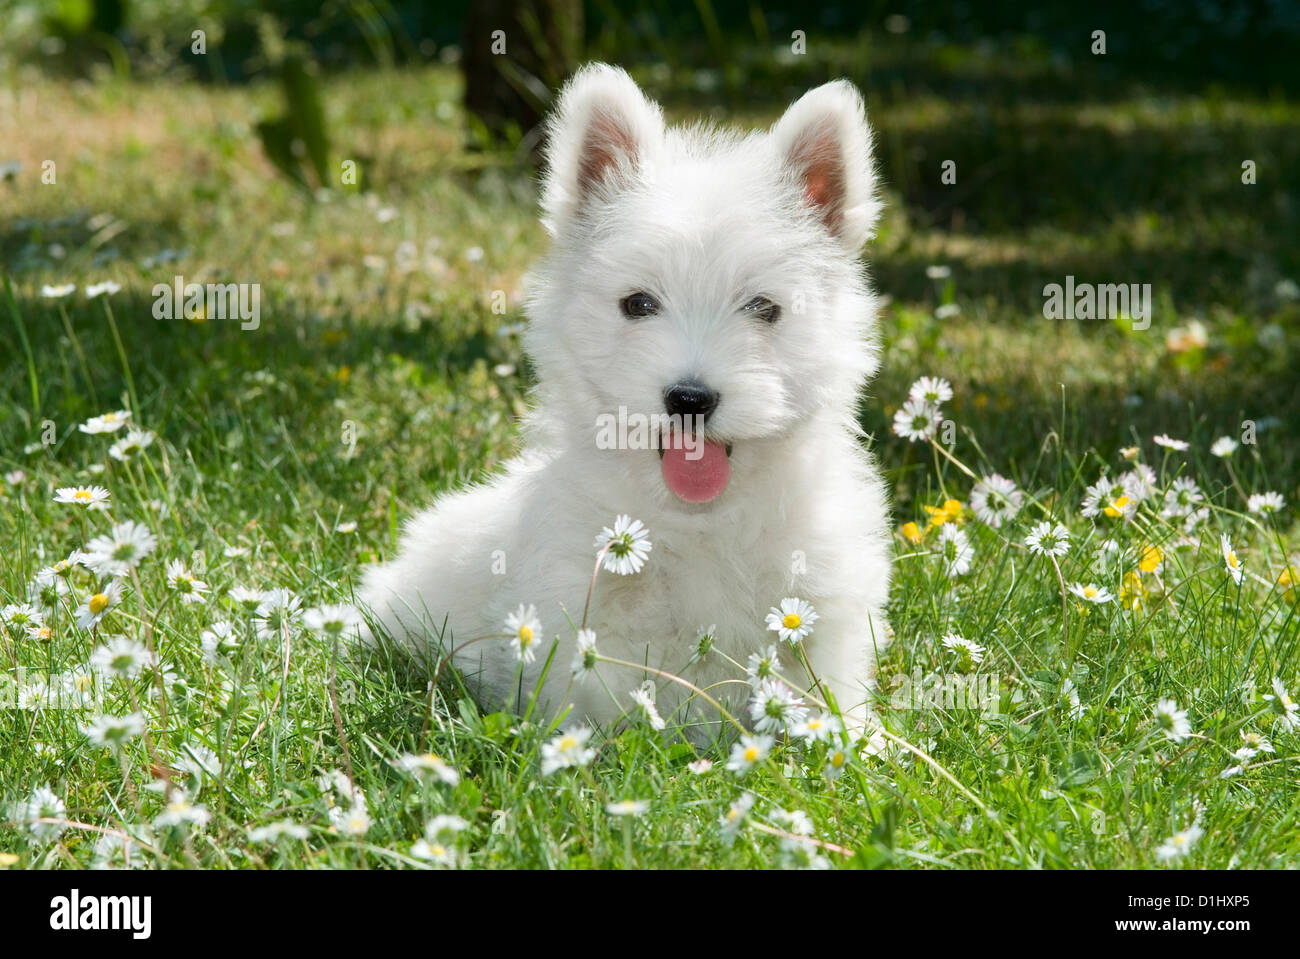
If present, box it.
[88,592,111,615]
[0,852,18,867]
[900,521,923,544]
[1103,494,1133,518]
[1278,566,1298,602]
[1120,571,1146,611]
[333,365,351,384]
[924,499,965,528]
[1139,545,1163,573]
[782,612,801,630]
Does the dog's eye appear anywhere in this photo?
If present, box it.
[619,292,661,319]
[742,296,781,324]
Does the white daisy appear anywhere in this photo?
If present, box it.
[504,603,542,663]
[907,376,953,406]
[540,727,596,775]
[248,820,310,843]
[748,678,808,734]
[74,579,124,629]
[78,410,132,434]
[630,681,666,731]
[791,712,841,743]
[824,741,853,779]
[941,632,986,664]
[938,524,974,577]
[1068,582,1115,604]
[85,280,122,298]
[687,758,713,775]
[571,628,598,681]
[1080,476,1117,518]
[606,799,650,817]
[164,559,210,604]
[89,636,150,679]
[1061,678,1084,720]
[227,586,266,611]
[108,428,155,462]
[334,521,358,534]
[1153,434,1189,451]
[1239,730,1274,753]
[594,515,652,575]
[1025,521,1070,557]
[719,792,755,840]
[726,734,773,775]
[329,800,370,837]
[1160,477,1203,518]
[892,397,940,442]
[252,588,302,639]
[1154,698,1192,743]
[745,644,782,684]
[392,753,460,785]
[1121,464,1158,503]
[1155,823,1203,861]
[1247,491,1285,515]
[1,602,44,633]
[53,485,110,508]
[765,597,818,644]
[155,798,211,829]
[200,621,238,664]
[1220,534,1244,586]
[1210,437,1238,458]
[81,711,145,751]
[41,283,76,298]
[83,521,158,577]
[22,784,67,838]
[970,473,1022,528]
[1263,677,1298,731]
[301,604,363,637]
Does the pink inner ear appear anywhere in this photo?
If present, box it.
[577,109,639,197]
[791,121,846,236]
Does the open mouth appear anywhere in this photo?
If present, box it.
[658,432,733,503]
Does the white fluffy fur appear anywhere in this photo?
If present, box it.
[359,64,892,739]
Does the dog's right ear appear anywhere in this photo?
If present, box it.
[540,63,664,234]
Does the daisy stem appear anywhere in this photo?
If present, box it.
[580,543,614,632]
[1224,459,1250,507]
[132,567,175,802]
[1049,554,1071,663]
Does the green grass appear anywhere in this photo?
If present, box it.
[1,48,1298,868]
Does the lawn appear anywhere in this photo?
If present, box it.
[2,39,1299,868]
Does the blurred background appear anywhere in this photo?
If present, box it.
[2,0,1298,509]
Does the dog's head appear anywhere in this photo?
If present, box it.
[525,63,881,508]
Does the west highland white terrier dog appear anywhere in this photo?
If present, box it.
[360,63,892,739]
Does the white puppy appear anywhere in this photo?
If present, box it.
[360,64,892,739]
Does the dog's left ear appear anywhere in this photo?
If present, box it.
[771,79,879,251]
[540,63,665,235]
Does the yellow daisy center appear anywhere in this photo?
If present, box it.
[518,625,533,644]
[73,489,92,501]
[88,593,110,614]
[808,718,822,730]
[1083,586,1098,598]
[1227,552,1239,568]
[830,751,846,767]
[559,736,577,751]
[743,746,759,762]
[782,613,801,630]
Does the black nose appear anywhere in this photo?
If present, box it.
[663,382,720,421]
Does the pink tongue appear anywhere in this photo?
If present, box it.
[661,436,731,503]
